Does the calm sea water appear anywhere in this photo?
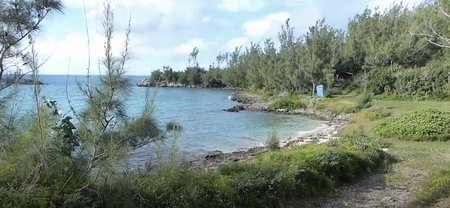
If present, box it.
[12,75,326,167]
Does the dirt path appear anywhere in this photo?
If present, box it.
[289,168,416,207]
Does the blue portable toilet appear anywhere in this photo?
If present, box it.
[316,84,325,97]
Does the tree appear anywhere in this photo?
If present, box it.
[278,18,301,92]
[162,66,177,83]
[188,47,199,67]
[149,69,163,85]
[0,0,63,87]
[76,1,173,178]
[203,65,225,88]
[302,19,337,95]
[414,0,450,49]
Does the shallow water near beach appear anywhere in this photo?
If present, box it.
[12,75,326,167]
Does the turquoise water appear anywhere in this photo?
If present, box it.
[11,75,326,167]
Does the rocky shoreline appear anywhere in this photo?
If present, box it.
[229,91,352,121]
[196,91,352,171]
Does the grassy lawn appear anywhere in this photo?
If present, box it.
[283,95,450,206]
[376,100,450,114]
[340,98,450,207]
[386,140,450,207]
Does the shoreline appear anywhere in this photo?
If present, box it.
[196,91,351,170]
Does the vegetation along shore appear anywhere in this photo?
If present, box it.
[1,0,450,207]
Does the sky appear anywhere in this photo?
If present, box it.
[34,0,424,75]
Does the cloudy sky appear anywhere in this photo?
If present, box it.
[34,0,424,75]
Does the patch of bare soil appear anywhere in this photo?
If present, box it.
[288,166,420,208]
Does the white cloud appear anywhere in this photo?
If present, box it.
[39,0,415,75]
[218,0,266,12]
[175,38,206,55]
[224,37,249,51]
[243,12,290,38]
[118,0,176,13]
[201,16,230,26]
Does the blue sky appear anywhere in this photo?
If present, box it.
[35,0,423,75]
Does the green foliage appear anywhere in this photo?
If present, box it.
[265,131,280,150]
[354,107,392,121]
[269,97,306,110]
[356,89,373,109]
[374,109,450,141]
[0,0,63,85]
[367,67,397,95]
[0,119,389,207]
[392,63,450,100]
[320,98,359,114]
[52,116,78,156]
[412,170,450,207]
[202,67,225,88]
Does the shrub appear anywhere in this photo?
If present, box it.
[356,89,373,109]
[291,165,333,197]
[373,109,450,141]
[269,98,306,110]
[265,131,280,150]
[367,68,397,95]
[393,64,450,99]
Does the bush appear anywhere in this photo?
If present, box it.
[265,131,280,150]
[269,98,306,110]
[393,64,450,100]
[356,89,373,109]
[367,68,397,95]
[0,134,389,207]
[373,109,450,141]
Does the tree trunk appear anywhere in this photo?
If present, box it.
[312,82,316,97]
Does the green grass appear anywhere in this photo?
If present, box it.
[310,95,361,114]
[342,99,450,137]
[385,141,450,208]
[342,98,450,207]
[412,170,450,207]
[375,100,450,114]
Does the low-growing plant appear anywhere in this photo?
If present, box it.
[321,98,359,114]
[356,89,373,109]
[265,131,280,150]
[341,124,365,137]
[373,109,450,141]
[354,107,392,121]
[412,170,450,207]
[269,98,306,110]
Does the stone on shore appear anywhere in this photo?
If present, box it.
[223,105,245,112]
[205,150,223,159]
[137,79,153,87]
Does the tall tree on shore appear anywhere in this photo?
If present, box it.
[185,47,205,86]
[278,19,302,92]
[302,19,337,95]
[0,0,63,87]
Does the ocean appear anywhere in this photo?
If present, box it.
[9,75,326,168]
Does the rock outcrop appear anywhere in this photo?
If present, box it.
[230,91,270,111]
[18,78,46,85]
[223,105,244,112]
[136,79,153,87]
